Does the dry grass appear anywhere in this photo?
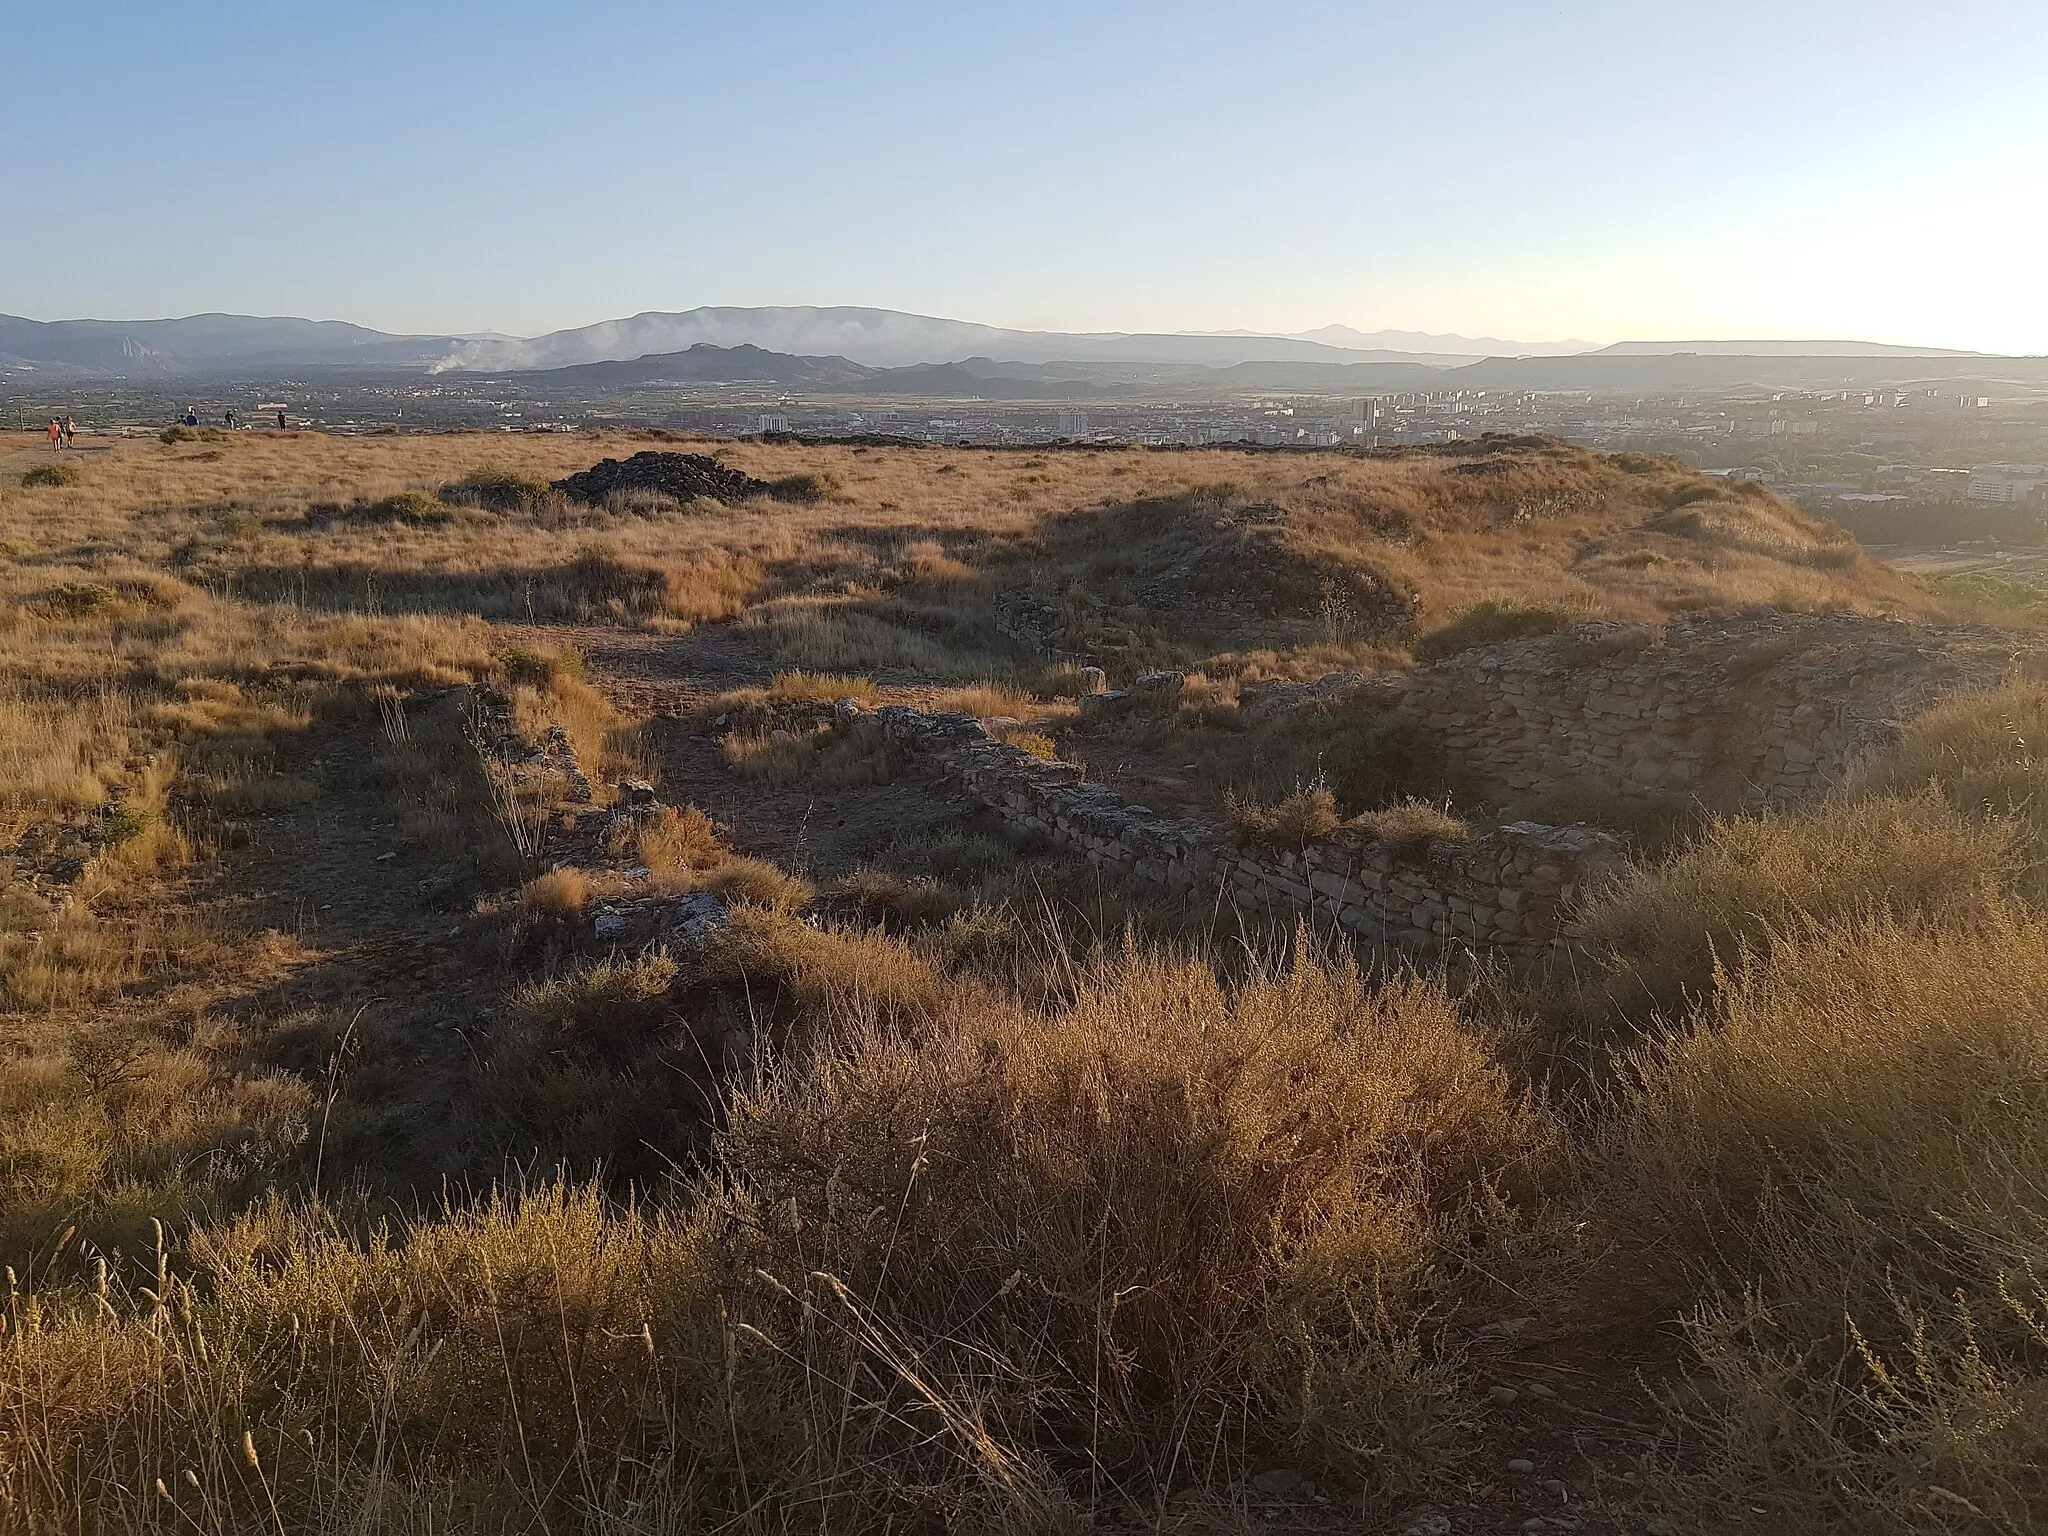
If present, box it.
[738,592,1019,680]
[0,1031,313,1271]
[995,727,1059,760]
[509,672,638,788]
[1580,790,2015,1015]
[1606,914,2048,1531]
[1350,797,1470,847]
[931,680,1041,719]
[1413,598,1580,661]
[766,667,880,704]
[694,904,946,1028]
[0,945,1554,1532]
[0,686,132,811]
[1,430,1934,707]
[519,867,592,919]
[607,803,725,880]
[720,719,904,789]
[692,855,814,913]
[1846,680,2048,883]
[1228,785,1343,848]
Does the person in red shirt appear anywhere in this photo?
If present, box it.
[47,418,61,449]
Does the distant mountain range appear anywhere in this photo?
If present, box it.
[430,309,1520,372]
[1594,339,1983,358]
[0,305,2014,385]
[0,313,460,375]
[514,344,1104,399]
[464,341,2048,401]
[1197,324,1595,358]
[3,308,2039,406]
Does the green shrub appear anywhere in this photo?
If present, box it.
[442,469,553,511]
[498,644,585,689]
[766,472,836,504]
[99,805,153,844]
[20,462,80,489]
[364,490,453,525]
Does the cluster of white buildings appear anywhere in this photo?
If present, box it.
[1967,465,2048,504]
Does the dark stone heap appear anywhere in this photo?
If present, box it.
[554,451,770,506]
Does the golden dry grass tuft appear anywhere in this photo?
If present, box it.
[606,802,725,880]
[1605,913,2048,1531]
[1228,785,1342,848]
[692,855,814,913]
[766,667,879,704]
[519,867,592,919]
[720,719,904,789]
[931,680,1040,719]
[1349,797,1470,847]
[1580,790,2015,1014]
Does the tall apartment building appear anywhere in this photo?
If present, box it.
[1968,465,2048,504]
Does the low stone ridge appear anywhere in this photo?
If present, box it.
[871,705,1623,954]
[554,451,771,507]
[470,692,732,949]
[1378,612,2038,811]
[470,686,594,805]
[1239,612,2040,814]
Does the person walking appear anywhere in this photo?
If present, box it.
[47,418,61,449]
[63,416,76,447]
[277,408,287,430]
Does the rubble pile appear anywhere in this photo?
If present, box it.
[554,451,771,507]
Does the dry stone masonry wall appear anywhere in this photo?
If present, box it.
[877,612,2039,955]
[872,706,1624,956]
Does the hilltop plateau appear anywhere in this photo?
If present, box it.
[1,427,2043,1536]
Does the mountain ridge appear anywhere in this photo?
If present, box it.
[0,306,2017,382]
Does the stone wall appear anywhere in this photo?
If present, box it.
[873,706,1624,955]
[1258,613,2034,813]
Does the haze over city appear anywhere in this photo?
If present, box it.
[5,0,2046,353]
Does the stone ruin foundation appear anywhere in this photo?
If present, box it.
[876,612,2044,957]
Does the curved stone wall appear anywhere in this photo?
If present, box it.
[873,706,1624,956]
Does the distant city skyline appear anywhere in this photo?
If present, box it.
[6,1,2045,352]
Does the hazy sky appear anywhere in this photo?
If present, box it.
[6,0,2046,350]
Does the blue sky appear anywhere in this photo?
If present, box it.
[5,0,2046,349]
